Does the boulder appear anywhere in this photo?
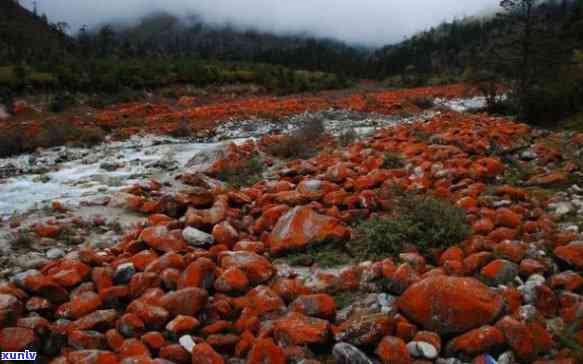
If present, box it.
[398,276,504,334]
[268,206,350,254]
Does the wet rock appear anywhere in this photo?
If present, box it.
[398,276,504,335]
[332,342,374,364]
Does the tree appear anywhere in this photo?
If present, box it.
[485,0,567,121]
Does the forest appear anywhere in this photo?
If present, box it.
[1,0,583,124]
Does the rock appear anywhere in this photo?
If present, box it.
[273,312,330,345]
[480,259,518,286]
[214,267,249,293]
[398,276,504,335]
[179,335,196,353]
[554,241,583,269]
[495,316,553,362]
[182,227,214,247]
[47,248,66,260]
[247,338,285,364]
[446,325,505,357]
[113,263,136,285]
[332,342,374,364]
[178,258,216,290]
[268,206,350,254]
[0,327,37,352]
[406,341,438,360]
[14,253,49,270]
[334,313,394,346]
[218,251,274,284]
[376,336,411,364]
[212,221,239,247]
[191,342,224,364]
[160,288,208,317]
[290,294,336,320]
[140,226,187,253]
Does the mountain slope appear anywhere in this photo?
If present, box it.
[0,0,74,65]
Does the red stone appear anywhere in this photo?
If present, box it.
[446,325,505,357]
[273,312,330,345]
[191,343,224,364]
[375,336,411,364]
[267,206,350,254]
[398,276,504,334]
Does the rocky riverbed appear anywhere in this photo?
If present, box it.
[3,91,583,364]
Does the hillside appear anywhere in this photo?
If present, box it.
[0,0,74,65]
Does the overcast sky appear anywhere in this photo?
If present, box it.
[22,0,499,46]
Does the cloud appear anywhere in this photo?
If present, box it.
[23,0,500,46]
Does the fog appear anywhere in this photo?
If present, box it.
[22,0,499,46]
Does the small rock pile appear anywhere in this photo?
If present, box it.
[1,111,583,364]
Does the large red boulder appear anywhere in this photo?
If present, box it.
[398,276,504,334]
[267,206,350,254]
[554,242,583,270]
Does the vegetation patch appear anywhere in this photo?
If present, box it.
[352,193,470,261]
[0,122,106,158]
[278,241,354,268]
[407,95,435,110]
[216,157,265,188]
[382,152,405,169]
[264,117,326,159]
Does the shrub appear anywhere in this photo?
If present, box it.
[338,128,358,147]
[216,157,265,188]
[382,152,405,169]
[169,119,193,138]
[354,193,470,261]
[407,96,435,110]
[76,127,106,146]
[49,92,76,113]
[0,128,26,157]
[265,117,326,159]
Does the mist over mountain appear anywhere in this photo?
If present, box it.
[22,0,499,46]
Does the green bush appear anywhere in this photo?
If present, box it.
[216,157,265,188]
[49,92,76,113]
[338,128,358,146]
[407,96,435,110]
[0,128,27,157]
[264,117,326,159]
[382,152,405,169]
[354,194,470,260]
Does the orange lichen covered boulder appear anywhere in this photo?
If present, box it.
[398,276,504,334]
[267,206,351,254]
